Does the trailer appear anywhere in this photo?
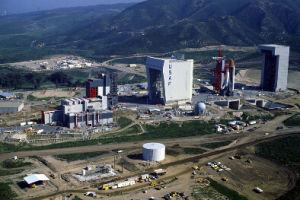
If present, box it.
[254,187,263,193]
[153,169,166,176]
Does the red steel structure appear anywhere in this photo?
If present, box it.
[88,87,98,98]
[211,45,227,93]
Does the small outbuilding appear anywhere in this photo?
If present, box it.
[0,101,24,114]
[0,92,16,99]
[24,174,49,188]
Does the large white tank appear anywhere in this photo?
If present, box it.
[143,143,165,161]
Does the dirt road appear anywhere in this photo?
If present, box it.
[1,127,299,163]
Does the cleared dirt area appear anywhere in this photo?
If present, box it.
[202,150,295,200]
[35,146,296,200]
[31,89,75,98]
[236,68,300,90]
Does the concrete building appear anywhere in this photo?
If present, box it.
[0,101,24,114]
[42,98,113,129]
[259,44,290,92]
[146,56,193,105]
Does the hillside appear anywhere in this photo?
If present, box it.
[0,0,300,63]
[88,0,300,54]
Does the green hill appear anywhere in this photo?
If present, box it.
[0,0,300,63]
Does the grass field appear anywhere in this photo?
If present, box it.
[0,120,215,153]
[0,169,24,177]
[183,148,206,155]
[0,183,17,200]
[117,117,133,128]
[56,151,109,162]
[283,114,300,127]
[255,136,300,200]
[208,178,248,200]
[201,141,232,149]
[1,158,32,168]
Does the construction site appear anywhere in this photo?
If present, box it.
[0,44,300,200]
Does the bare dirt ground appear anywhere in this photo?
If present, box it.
[37,147,296,200]
[236,68,300,90]
[31,89,75,98]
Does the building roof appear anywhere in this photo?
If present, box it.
[24,174,49,184]
[0,92,16,98]
[0,101,23,108]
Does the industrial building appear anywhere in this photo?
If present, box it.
[211,48,235,96]
[259,44,290,92]
[0,101,24,114]
[146,56,193,105]
[143,142,165,162]
[86,74,111,98]
[42,98,113,129]
[86,73,118,106]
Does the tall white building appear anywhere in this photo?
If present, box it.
[146,56,193,105]
[259,44,290,92]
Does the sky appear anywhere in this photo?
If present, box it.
[0,0,143,15]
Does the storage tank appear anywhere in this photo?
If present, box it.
[143,143,165,161]
[195,102,206,115]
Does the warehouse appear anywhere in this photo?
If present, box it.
[0,101,24,114]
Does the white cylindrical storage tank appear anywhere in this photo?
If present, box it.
[143,143,165,161]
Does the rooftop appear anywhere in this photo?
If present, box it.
[24,174,49,184]
[0,101,23,107]
[0,92,16,97]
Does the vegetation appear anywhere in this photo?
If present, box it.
[183,148,206,155]
[241,112,275,123]
[73,196,83,200]
[56,151,108,162]
[208,178,248,200]
[0,66,87,90]
[118,158,138,172]
[0,169,24,177]
[0,120,215,153]
[201,141,232,149]
[1,0,300,64]
[256,136,300,175]
[0,183,17,200]
[1,158,32,168]
[256,136,300,200]
[283,114,300,127]
[117,117,133,128]
[117,74,146,85]
[277,180,300,200]
[0,142,21,153]
[110,57,146,65]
